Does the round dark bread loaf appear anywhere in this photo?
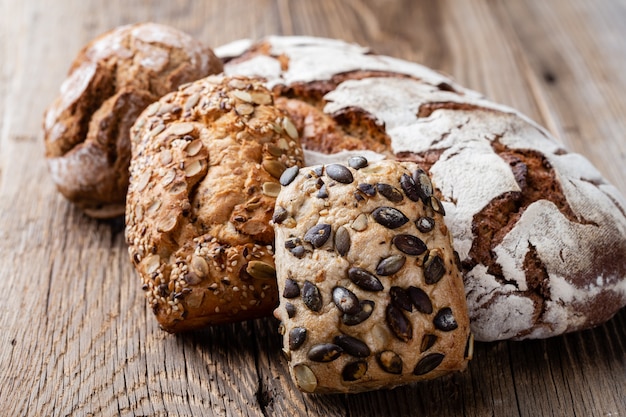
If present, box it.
[43,23,223,218]
[217,36,626,341]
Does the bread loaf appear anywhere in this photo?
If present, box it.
[273,157,471,393]
[44,23,223,218]
[125,75,304,332]
[218,36,626,341]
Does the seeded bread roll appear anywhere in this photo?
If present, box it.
[43,23,223,218]
[272,158,471,394]
[125,75,304,332]
[219,36,626,342]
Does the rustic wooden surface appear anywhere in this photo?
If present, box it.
[1,0,625,416]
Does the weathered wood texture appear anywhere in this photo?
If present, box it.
[1,0,625,416]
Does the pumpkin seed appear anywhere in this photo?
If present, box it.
[420,334,438,352]
[424,252,446,284]
[262,182,281,198]
[372,207,409,229]
[408,286,433,314]
[400,173,420,201]
[434,307,458,331]
[357,183,376,197]
[302,281,322,312]
[392,234,427,256]
[335,226,351,256]
[386,304,413,342]
[285,302,296,318]
[307,343,343,362]
[279,165,299,186]
[304,224,332,248]
[342,361,368,382]
[316,183,328,199]
[283,278,300,298]
[272,206,288,224]
[430,196,446,215]
[246,261,276,280]
[333,334,371,358]
[376,254,406,276]
[348,156,368,170]
[332,286,360,315]
[413,168,433,203]
[390,286,413,312]
[376,351,403,374]
[413,353,444,375]
[348,267,383,291]
[376,183,403,202]
[289,327,307,350]
[294,364,317,393]
[415,217,435,233]
[326,164,354,184]
[263,159,287,179]
[342,300,375,325]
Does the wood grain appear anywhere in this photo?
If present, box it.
[0,0,625,416]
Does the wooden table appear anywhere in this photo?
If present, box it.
[1,1,625,416]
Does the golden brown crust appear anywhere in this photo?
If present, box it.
[126,75,304,332]
[43,23,223,218]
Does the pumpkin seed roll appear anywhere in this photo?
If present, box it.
[126,75,304,332]
[272,157,472,393]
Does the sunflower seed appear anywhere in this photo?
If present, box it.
[376,351,403,374]
[307,343,343,362]
[390,286,413,311]
[294,364,317,393]
[334,334,371,358]
[169,122,194,136]
[413,353,445,375]
[400,173,420,201]
[342,360,368,382]
[376,254,406,276]
[185,139,203,156]
[304,224,332,248]
[267,143,284,157]
[415,217,435,233]
[342,300,375,325]
[420,334,438,352]
[279,165,299,186]
[250,91,272,105]
[376,183,403,202]
[348,267,383,291]
[283,278,300,298]
[326,164,354,184]
[332,286,360,315]
[372,207,409,229]
[232,89,253,102]
[190,255,209,278]
[357,183,376,196]
[302,281,322,312]
[348,156,368,170]
[335,226,351,256]
[289,327,307,350]
[246,261,276,280]
[424,252,446,284]
[392,234,427,256]
[235,103,255,115]
[434,307,458,331]
[263,159,287,179]
[408,286,433,314]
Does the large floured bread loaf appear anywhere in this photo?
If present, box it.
[273,157,471,393]
[125,75,304,332]
[44,23,223,218]
[218,36,626,341]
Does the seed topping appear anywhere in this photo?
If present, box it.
[302,281,323,312]
[376,183,403,202]
[348,156,368,170]
[342,361,368,382]
[289,327,307,350]
[408,286,433,314]
[400,173,420,201]
[415,217,435,233]
[392,234,427,256]
[335,226,351,256]
[390,286,413,312]
[342,300,375,325]
[434,307,458,331]
[326,164,354,184]
[333,334,371,358]
[376,254,406,276]
[280,165,299,186]
[304,224,332,248]
[372,207,409,229]
[332,286,360,315]
[377,351,403,374]
[307,343,343,362]
[348,267,383,291]
[386,304,413,342]
[413,353,445,375]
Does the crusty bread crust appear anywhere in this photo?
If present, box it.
[126,75,304,332]
[219,36,626,341]
[43,23,223,218]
